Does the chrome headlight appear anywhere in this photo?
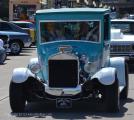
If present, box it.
[29,63,41,74]
[80,54,88,63]
[84,61,97,74]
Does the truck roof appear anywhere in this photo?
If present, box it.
[36,8,109,14]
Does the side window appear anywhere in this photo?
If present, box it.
[1,22,12,31]
[104,14,110,41]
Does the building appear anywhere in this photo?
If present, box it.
[0,0,9,20]
[9,0,47,21]
[47,0,96,8]
[47,0,78,8]
[9,0,116,21]
[102,0,134,17]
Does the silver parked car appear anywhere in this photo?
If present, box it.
[111,19,134,62]
[111,29,134,58]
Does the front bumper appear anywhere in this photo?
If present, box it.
[45,84,81,96]
[26,77,100,102]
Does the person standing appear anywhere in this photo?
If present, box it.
[0,38,6,64]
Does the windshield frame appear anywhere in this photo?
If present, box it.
[38,20,101,44]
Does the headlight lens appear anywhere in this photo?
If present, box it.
[29,63,41,74]
[84,61,97,74]
[80,54,88,63]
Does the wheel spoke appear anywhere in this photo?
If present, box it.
[10,42,21,54]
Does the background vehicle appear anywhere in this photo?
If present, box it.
[128,14,134,19]
[11,21,35,44]
[110,29,134,60]
[111,19,134,35]
[111,19,134,63]
[0,31,31,55]
[9,8,129,113]
[0,20,32,55]
[0,20,27,33]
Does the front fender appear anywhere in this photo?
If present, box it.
[110,57,126,87]
[11,68,35,83]
[28,57,38,68]
[91,67,116,85]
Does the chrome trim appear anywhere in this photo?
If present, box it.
[45,97,81,101]
[48,52,78,60]
[110,44,134,53]
[58,45,73,53]
[45,84,81,96]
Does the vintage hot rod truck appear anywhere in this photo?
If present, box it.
[9,8,129,112]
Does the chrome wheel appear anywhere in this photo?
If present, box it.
[10,42,21,55]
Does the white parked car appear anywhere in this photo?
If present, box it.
[111,19,134,35]
[110,29,134,61]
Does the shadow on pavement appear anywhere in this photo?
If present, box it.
[120,98,134,113]
[11,98,134,119]
[21,47,36,53]
[7,47,36,57]
[7,53,32,57]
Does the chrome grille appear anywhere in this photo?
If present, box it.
[49,59,78,88]
[110,45,133,53]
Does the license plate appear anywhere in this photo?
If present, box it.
[56,98,72,108]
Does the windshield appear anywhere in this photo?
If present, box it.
[40,21,100,43]
[111,22,134,34]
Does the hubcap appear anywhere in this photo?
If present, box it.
[10,42,20,54]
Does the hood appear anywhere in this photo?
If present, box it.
[37,41,103,81]
[38,41,102,62]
